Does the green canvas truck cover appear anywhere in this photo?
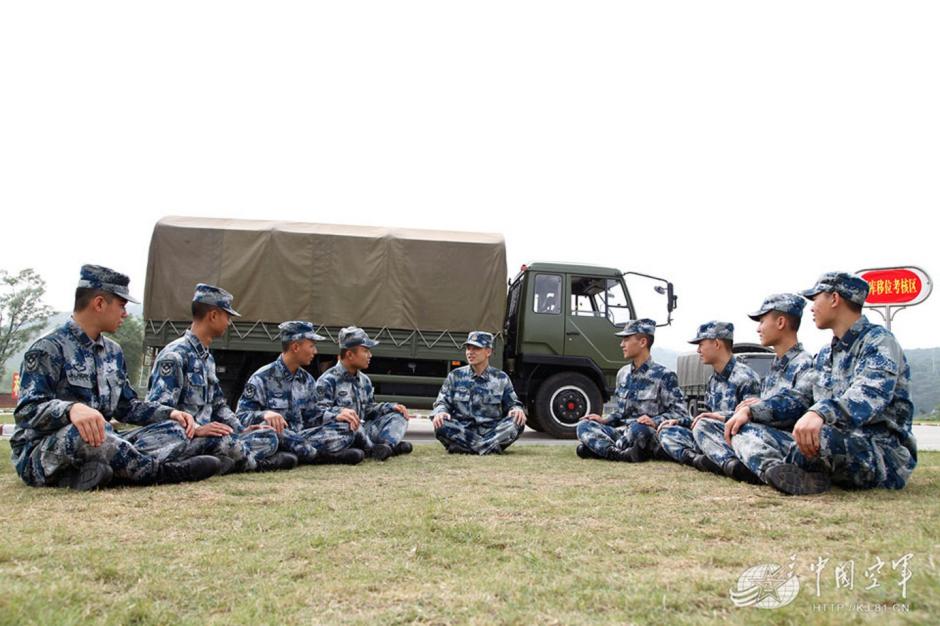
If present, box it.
[143,216,508,333]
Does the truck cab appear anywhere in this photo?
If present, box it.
[502,263,676,437]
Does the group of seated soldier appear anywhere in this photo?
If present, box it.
[576,273,917,496]
[10,266,916,497]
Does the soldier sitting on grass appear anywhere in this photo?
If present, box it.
[236,321,364,465]
[575,319,687,462]
[657,321,760,468]
[11,265,220,491]
[692,294,814,484]
[147,284,295,474]
[731,272,917,495]
[431,331,527,455]
[316,327,413,461]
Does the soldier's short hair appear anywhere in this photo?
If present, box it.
[779,311,802,332]
[845,299,863,314]
[719,338,733,352]
[339,347,351,360]
[192,301,217,321]
[638,333,654,349]
[281,340,295,352]
[73,287,115,312]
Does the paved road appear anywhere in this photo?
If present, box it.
[398,415,940,451]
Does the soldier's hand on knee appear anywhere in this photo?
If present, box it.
[69,403,107,447]
[169,410,196,438]
[337,409,360,430]
[432,413,449,429]
[393,404,412,420]
[793,411,823,459]
[724,408,751,445]
[262,411,288,434]
[581,413,603,423]
[692,412,723,429]
[637,415,656,428]
[734,397,760,412]
[194,422,234,438]
[657,419,678,432]
[510,408,526,427]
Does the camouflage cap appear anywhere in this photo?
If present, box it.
[689,321,734,344]
[747,293,806,321]
[338,326,378,349]
[77,264,140,304]
[278,320,326,343]
[800,271,870,306]
[464,331,494,349]
[615,318,657,337]
[192,283,241,317]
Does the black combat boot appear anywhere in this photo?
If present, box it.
[56,460,113,491]
[314,448,365,465]
[370,444,393,462]
[256,452,299,472]
[158,455,222,484]
[692,454,724,475]
[576,444,600,459]
[216,456,236,476]
[764,463,831,495]
[723,459,763,485]
[393,441,413,456]
[606,446,646,462]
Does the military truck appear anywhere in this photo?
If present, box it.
[143,216,677,438]
[676,344,774,415]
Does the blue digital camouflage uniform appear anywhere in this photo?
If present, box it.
[147,328,278,471]
[11,267,189,487]
[694,295,815,468]
[315,327,407,450]
[236,322,356,461]
[733,313,917,489]
[575,319,687,458]
[659,321,761,463]
[432,331,525,454]
[694,343,814,467]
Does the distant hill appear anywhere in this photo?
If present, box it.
[907,347,940,416]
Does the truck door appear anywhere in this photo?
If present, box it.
[564,276,634,368]
[520,272,565,356]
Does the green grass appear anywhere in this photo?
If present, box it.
[0,442,937,625]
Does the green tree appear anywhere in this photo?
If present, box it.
[0,268,54,381]
[107,315,145,388]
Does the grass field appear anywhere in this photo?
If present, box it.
[0,442,937,625]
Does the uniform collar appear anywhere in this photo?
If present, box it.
[716,356,737,380]
[336,362,360,381]
[66,317,104,350]
[774,343,804,369]
[832,316,870,353]
[274,355,294,379]
[632,357,655,375]
[470,365,493,380]
[184,329,210,359]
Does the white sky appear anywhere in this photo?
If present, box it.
[1,1,938,355]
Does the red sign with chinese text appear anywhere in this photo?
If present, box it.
[861,267,931,306]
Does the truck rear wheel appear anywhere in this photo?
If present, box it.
[534,372,602,439]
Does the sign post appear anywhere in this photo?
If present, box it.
[857,266,933,331]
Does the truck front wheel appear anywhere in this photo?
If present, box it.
[534,372,602,439]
